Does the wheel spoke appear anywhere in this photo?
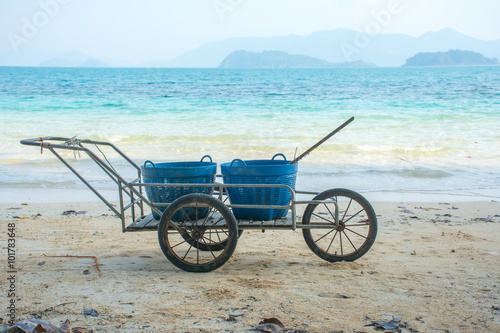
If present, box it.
[339,232,343,255]
[314,228,336,243]
[312,212,336,224]
[341,198,352,222]
[344,227,368,239]
[344,222,370,227]
[326,230,338,253]
[202,205,214,227]
[342,208,364,224]
[169,235,188,249]
[215,229,222,242]
[342,231,358,251]
[323,202,335,220]
[200,238,217,259]
[180,207,194,226]
[182,243,194,260]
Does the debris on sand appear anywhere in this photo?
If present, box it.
[364,316,419,332]
[62,210,87,216]
[43,254,102,276]
[0,319,90,333]
[255,318,285,333]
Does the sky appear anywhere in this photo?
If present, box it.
[1,0,499,65]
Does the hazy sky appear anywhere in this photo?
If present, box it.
[1,0,499,64]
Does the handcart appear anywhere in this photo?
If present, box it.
[20,133,377,273]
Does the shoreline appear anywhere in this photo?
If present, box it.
[1,186,498,205]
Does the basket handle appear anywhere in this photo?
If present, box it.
[272,153,287,161]
[144,160,156,168]
[230,159,247,167]
[200,155,213,163]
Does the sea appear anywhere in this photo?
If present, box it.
[1,66,499,203]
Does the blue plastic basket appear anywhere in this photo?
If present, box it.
[221,154,298,221]
[141,155,216,220]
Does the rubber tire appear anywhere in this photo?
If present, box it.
[158,193,238,272]
[302,188,377,262]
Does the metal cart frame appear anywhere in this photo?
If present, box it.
[21,137,377,272]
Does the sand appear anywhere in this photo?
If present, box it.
[1,200,499,332]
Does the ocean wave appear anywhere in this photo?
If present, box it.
[300,167,453,179]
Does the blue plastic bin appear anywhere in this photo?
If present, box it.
[141,155,216,220]
[221,154,298,220]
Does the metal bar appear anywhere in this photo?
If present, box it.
[290,189,297,230]
[295,200,331,205]
[289,116,354,164]
[135,182,294,189]
[237,224,293,230]
[23,137,152,229]
[49,148,121,217]
[123,197,143,211]
[21,137,141,172]
[228,204,291,210]
[295,190,320,195]
[296,224,339,229]
[118,180,125,232]
[130,190,136,224]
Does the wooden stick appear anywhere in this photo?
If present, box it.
[289,116,354,164]
[43,254,102,276]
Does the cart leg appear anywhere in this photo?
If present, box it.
[302,188,377,262]
[158,193,238,272]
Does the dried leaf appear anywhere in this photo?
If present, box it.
[14,319,58,333]
[255,318,285,333]
[365,316,401,331]
[59,320,71,333]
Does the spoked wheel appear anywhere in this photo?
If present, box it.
[158,193,238,272]
[181,193,243,251]
[302,188,377,262]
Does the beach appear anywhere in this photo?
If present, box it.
[1,66,499,332]
[1,198,499,332]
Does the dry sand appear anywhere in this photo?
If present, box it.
[1,200,499,332]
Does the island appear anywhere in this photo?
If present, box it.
[403,49,498,67]
[219,50,376,68]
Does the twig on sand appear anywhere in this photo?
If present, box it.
[43,254,102,276]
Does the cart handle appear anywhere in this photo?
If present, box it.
[144,160,156,168]
[272,153,287,161]
[200,155,213,163]
[229,159,247,167]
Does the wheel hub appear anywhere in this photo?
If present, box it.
[336,221,345,231]
[190,228,205,240]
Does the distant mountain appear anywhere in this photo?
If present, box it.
[0,48,132,67]
[219,50,376,68]
[80,58,108,68]
[404,49,499,66]
[38,51,111,67]
[164,28,500,68]
[38,51,90,67]
[1,28,499,68]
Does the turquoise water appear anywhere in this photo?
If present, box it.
[1,66,499,199]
